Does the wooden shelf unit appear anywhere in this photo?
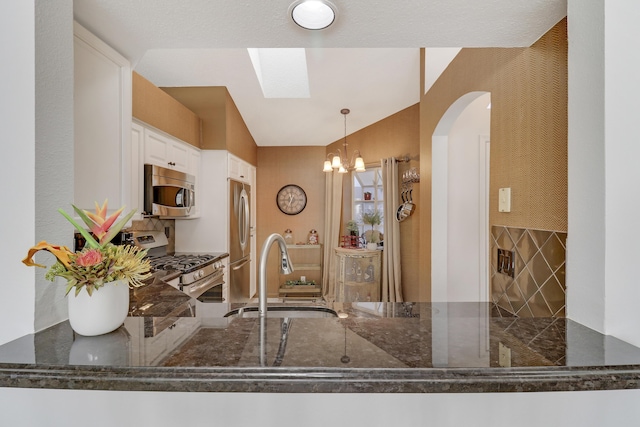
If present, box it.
[278,244,323,301]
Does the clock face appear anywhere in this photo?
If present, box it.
[276,184,307,215]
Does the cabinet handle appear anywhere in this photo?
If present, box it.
[168,161,176,166]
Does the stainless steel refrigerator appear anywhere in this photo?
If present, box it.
[228,179,251,303]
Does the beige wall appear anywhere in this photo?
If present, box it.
[161,86,227,151]
[419,19,568,301]
[161,86,258,166]
[256,106,421,300]
[132,72,201,148]
[326,105,420,165]
[225,91,258,166]
[257,146,327,297]
[326,104,421,301]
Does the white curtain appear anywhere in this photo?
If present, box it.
[322,171,343,301]
[381,158,403,301]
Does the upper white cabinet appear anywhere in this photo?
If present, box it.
[228,153,252,184]
[144,127,191,174]
[73,22,132,218]
[188,149,201,177]
[139,123,200,178]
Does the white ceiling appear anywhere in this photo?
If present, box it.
[73,0,566,147]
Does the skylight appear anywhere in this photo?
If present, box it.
[247,48,310,98]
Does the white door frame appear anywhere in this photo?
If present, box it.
[478,136,490,302]
[431,91,491,302]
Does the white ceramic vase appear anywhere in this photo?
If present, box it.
[67,279,130,336]
[366,242,378,251]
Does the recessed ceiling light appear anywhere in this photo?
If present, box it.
[289,0,337,30]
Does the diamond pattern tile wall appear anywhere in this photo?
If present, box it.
[491,226,567,318]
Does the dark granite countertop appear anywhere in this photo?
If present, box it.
[2,282,640,393]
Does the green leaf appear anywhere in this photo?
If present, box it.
[58,208,100,249]
[65,280,75,296]
[71,204,97,229]
[101,208,136,245]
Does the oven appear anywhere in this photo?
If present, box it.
[148,252,226,300]
[132,231,228,301]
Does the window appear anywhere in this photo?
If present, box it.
[352,167,384,240]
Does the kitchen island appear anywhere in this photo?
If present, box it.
[1,280,640,394]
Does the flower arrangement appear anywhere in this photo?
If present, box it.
[22,200,151,296]
[361,210,383,244]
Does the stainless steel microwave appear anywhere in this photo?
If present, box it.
[143,164,195,217]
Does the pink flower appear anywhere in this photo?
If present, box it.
[84,200,125,245]
[75,249,103,267]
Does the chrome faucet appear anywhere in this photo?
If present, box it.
[258,233,294,318]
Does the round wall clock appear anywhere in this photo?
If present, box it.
[276,184,307,215]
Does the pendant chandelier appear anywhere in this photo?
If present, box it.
[323,108,365,173]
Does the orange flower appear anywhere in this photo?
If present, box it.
[22,241,73,268]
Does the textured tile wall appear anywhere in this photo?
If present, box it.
[491,226,566,318]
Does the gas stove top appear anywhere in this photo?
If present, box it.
[148,254,218,274]
[131,230,229,299]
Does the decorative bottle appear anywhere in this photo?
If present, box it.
[284,229,294,245]
[308,229,319,245]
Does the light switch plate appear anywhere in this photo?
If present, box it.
[498,187,511,212]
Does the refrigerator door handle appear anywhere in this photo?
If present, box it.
[239,187,250,251]
[232,258,251,271]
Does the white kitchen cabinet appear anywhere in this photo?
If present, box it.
[124,317,199,366]
[228,153,251,183]
[73,22,131,219]
[188,148,201,176]
[144,127,190,174]
[129,122,145,220]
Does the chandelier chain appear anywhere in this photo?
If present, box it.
[322,108,364,173]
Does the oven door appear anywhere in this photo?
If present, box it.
[181,268,225,300]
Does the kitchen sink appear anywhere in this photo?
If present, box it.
[224,305,337,318]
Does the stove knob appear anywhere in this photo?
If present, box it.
[199,270,204,278]
[192,272,199,281]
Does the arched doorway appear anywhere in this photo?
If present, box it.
[431,91,491,302]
